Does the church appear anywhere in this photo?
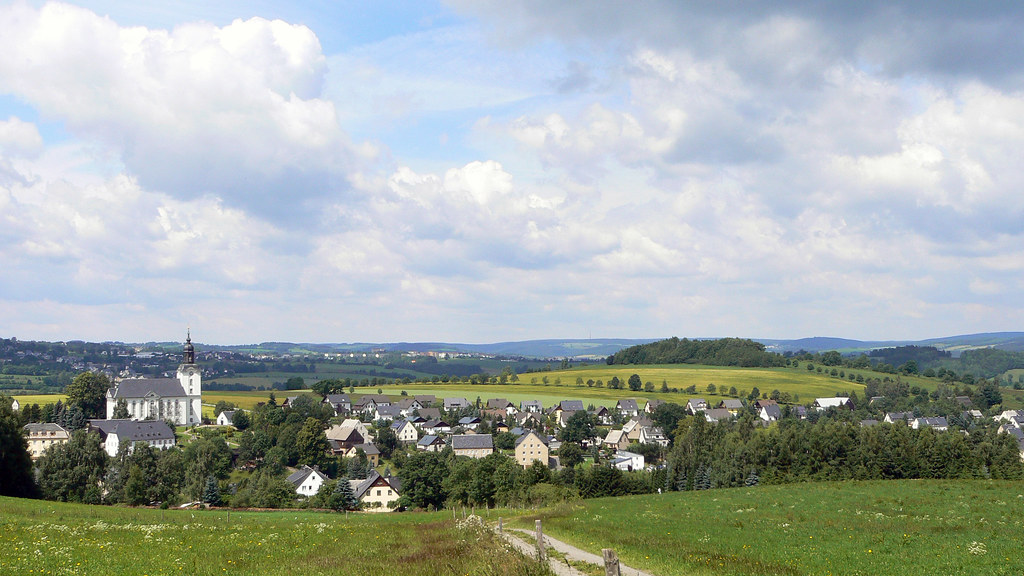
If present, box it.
[105,333,203,426]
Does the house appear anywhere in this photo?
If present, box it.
[374,404,404,422]
[638,426,669,447]
[287,465,328,497]
[216,410,236,427]
[458,416,481,431]
[963,409,984,420]
[616,399,640,418]
[644,399,664,414]
[105,334,202,426]
[352,470,401,511]
[912,417,949,431]
[622,417,653,441]
[556,410,577,429]
[413,395,436,408]
[281,396,300,409]
[452,434,493,458]
[884,412,914,425]
[325,426,365,451]
[322,394,351,416]
[416,434,447,452]
[602,429,630,451]
[813,397,854,411]
[514,431,549,468]
[860,419,879,427]
[515,412,541,429]
[414,407,441,421]
[590,406,613,425]
[954,396,973,408]
[22,423,70,459]
[443,397,470,411]
[611,450,644,472]
[11,398,19,411]
[753,399,777,411]
[686,398,708,414]
[554,400,585,415]
[792,405,808,420]
[718,399,744,415]
[346,444,381,467]
[391,420,419,444]
[703,408,734,423]
[486,398,517,415]
[421,419,452,435]
[339,419,373,441]
[759,404,782,422]
[520,400,543,413]
[88,419,176,457]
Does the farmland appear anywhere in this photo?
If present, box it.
[0,496,547,576]
[512,479,1024,576]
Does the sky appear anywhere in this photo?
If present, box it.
[1,1,1023,345]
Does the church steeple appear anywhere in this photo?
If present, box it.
[183,330,195,365]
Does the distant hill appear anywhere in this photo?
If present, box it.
[757,333,1024,356]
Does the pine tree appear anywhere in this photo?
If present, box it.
[675,469,688,491]
[663,462,675,491]
[332,475,357,511]
[203,475,220,506]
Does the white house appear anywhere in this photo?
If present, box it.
[391,419,419,443]
[287,465,328,497]
[611,450,644,471]
[88,419,176,457]
[105,333,202,426]
[813,397,854,411]
[22,423,70,459]
[686,398,708,414]
[352,470,401,511]
[216,410,236,427]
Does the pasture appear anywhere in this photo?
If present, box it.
[0,497,547,576]
[514,479,1024,576]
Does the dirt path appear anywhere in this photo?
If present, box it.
[501,527,657,576]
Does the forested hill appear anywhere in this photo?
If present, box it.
[608,337,785,367]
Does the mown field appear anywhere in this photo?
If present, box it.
[0,497,547,576]
[512,479,1024,576]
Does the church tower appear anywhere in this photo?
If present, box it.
[177,331,202,425]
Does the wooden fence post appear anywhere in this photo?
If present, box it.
[535,519,546,562]
[602,549,621,576]
[498,517,503,533]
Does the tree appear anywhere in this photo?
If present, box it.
[112,398,129,419]
[559,411,596,444]
[203,475,221,506]
[399,451,449,510]
[608,376,621,390]
[628,374,642,392]
[65,372,110,419]
[232,409,250,430]
[329,475,358,511]
[558,441,584,469]
[37,430,107,503]
[0,396,36,498]
[285,377,305,390]
[295,418,329,468]
[375,426,399,459]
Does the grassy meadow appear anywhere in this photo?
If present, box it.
[512,479,1024,576]
[0,497,547,576]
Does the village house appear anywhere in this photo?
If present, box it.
[611,450,644,472]
[602,429,631,451]
[325,425,365,452]
[22,423,70,459]
[686,398,708,414]
[486,398,517,415]
[391,419,419,443]
[352,470,401,511]
[421,419,452,436]
[520,400,543,413]
[759,404,782,422]
[416,434,447,452]
[322,394,351,416]
[374,404,404,422]
[345,444,381,467]
[514,431,549,468]
[443,397,470,411]
[703,408,734,423]
[616,399,640,418]
[339,419,373,441]
[88,419,176,457]
[553,400,585,417]
[884,412,914,425]
[216,410,237,427]
[717,399,744,415]
[813,397,854,411]
[644,399,664,414]
[452,434,493,458]
[912,417,949,431]
[287,465,327,497]
[590,406,613,425]
[457,416,481,431]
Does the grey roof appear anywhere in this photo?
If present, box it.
[514,431,547,447]
[703,408,734,422]
[219,410,236,424]
[760,405,782,419]
[558,400,585,411]
[444,397,469,408]
[353,470,401,500]
[23,423,68,435]
[354,443,380,456]
[287,465,326,487]
[90,419,175,442]
[416,407,441,420]
[376,405,403,419]
[324,394,351,404]
[860,419,879,427]
[417,434,444,446]
[414,395,436,404]
[719,399,744,410]
[458,416,480,425]
[422,419,451,429]
[486,398,513,409]
[617,399,639,412]
[452,434,493,451]
[918,417,949,428]
[112,378,186,399]
[521,400,543,409]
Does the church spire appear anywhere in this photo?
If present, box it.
[183,330,195,364]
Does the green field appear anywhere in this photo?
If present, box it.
[0,497,547,576]
[512,479,1024,576]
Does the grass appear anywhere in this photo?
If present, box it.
[511,479,1024,576]
[0,497,550,576]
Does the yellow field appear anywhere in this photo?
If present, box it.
[10,394,67,406]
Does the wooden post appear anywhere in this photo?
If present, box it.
[602,549,621,576]
[535,519,546,562]
[498,517,503,533]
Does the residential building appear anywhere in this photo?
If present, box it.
[287,465,327,497]
[22,423,70,459]
[452,434,493,458]
[514,431,549,468]
[88,419,176,457]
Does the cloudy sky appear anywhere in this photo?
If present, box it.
[1,1,1022,345]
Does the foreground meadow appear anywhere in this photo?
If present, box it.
[0,497,548,576]
[514,479,1024,576]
